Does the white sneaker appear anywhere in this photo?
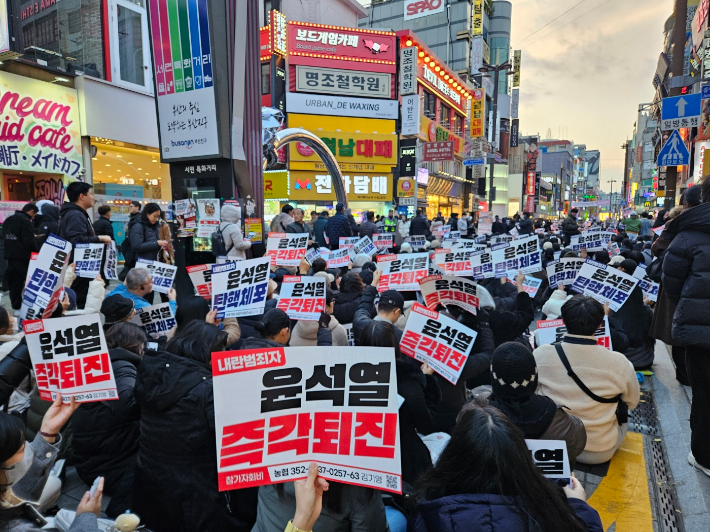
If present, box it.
[688,452,710,477]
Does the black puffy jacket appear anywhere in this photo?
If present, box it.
[409,215,431,237]
[662,203,710,348]
[332,291,362,324]
[517,217,533,235]
[35,205,60,241]
[3,211,38,260]
[489,292,535,347]
[324,213,352,250]
[129,220,161,261]
[93,216,115,240]
[59,203,101,249]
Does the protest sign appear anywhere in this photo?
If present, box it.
[339,236,359,249]
[373,234,393,250]
[74,243,104,278]
[175,199,197,237]
[570,230,612,253]
[510,275,543,297]
[21,234,71,321]
[433,249,473,277]
[434,225,451,239]
[446,231,461,240]
[376,253,429,291]
[103,241,118,280]
[196,198,220,237]
[134,259,177,294]
[546,258,586,289]
[327,248,350,268]
[212,346,402,493]
[490,235,514,244]
[652,224,665,236]
[343,323,356,346]
[447,240,487,251]
[351,236,377,258]
[526,440,571,479]
[405,236,427,250]
[266,232,309,266]
[478,214,493,235]
[470,249,495,279]
[419,275,479,315]
[212,257,270,318]
[304,247,321,265]
[276,276,326,320]
[536,316,613,350]
[400,304,477,385]
[24,314,117,403]
[491,235,541,278]
[130,303,177,339]
[633,264,659,302]
[571,259,640,312]
[535,228,545,235]
[187,264,212,299]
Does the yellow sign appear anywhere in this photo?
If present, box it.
[289,130,398,166]
[288,114,396,134]
[472,0,483,36]
[264,170,289,200]
[419,115,466,156]
[289,171,392,202]
[513,50,521,87]
[470,88,485,138]
[397,178,415,198]
[289,161,393,173]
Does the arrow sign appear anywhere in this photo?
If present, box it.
[657,129,690,167]
[661,94,701,130]
[463,157,486,166]
[676,97,688,116]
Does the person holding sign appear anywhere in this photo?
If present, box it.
[107,268,177,315]
[241,308,332,351]
[352,270,405,342]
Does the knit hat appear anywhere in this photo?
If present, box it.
[359,270,373,286]
[543,241,553,250]
[64,288,77,312]
[617,259,638,275]
[430,240,441,249]
[400,243,412,253]
[313,270,335,284]
[379,290,405,312]
[353,253,371,268]
[490,342,538,399]
[423,241,432,250]
[608,255,625,267]
[362,261,377,272]
[101,294,135,325]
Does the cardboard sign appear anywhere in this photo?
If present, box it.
[470,249,495,279]
[491,235,541,278]
[196,198,220,237]
[546,258,586,289]
[633,264,659,302]
[570,230,612,253]
[433,249,473,277]
[526,440,571,479]
[536,316,613,350]
[74,243,104,278]
[327,248,350,268]
[339,236,359,249]
[373,234,393,250]
[24,315,117,404]
[419,275,479,315]
[130,303,177,339]
[405,235,427,250]
[351,235,377,258]
[103,241,118,280]
[211,346,402,493]
[400,304,477,384]
[134,259,177,294]
[21,234,71,321]
[212,257,271,319]
[266,232,309,266]
[187,264,212,299]
[448,240,487,251]
[652,224,665,236]
[376,253,429,291]
[276,276,326,320]
[510,275,543,297]
[571,260,640,312]
[343,323,356,346]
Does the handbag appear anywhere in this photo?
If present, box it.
[646,250,666,283]
[554,343,629,425]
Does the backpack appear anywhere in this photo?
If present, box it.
[211,224,234,257]
[120,236,135,265]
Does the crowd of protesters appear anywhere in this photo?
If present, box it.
[1,178,709,532]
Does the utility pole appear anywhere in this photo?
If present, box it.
[609,179,618,220]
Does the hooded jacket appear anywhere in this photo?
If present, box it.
[561,215,580,236]
[92,215,114,241]
[3,211,38,261]
[290,315,348,346]
[662,202,710,348]
[219,204,252,260]
[35,204,60,241]
[517,217,533,235]
[270,211,295,233]
[332,291,362,324]
[58,203,101,254]
[489,292,535,347]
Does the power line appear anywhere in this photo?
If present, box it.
[523,0,614,48]
[513,0,589,47]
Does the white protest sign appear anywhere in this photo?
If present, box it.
[446,231,461,240]
[652,224,665,236]
[212,346,402,493]
[266,232,309,266]
[419,275,479,315]
[570,230,612,253]
[633,264,659,302]
[400,303,477,385]
[24,314,117,404]
[470,249,495,279]
[491,235,541,278]
[276,276,327,320]
[376,253,429,291]
[304,247,321,265]
[74,243,104,278]
[21,234,71,321]
[350,235,377,258]
[196,198,220,237]
[491,235,514,244]
[510,275,543,297]
[187,264,212,299]
[434,225,451,239]
[571,259,640,312]
[433,249,474,277]
[546,258,586,289]
[536,316,613,350]
[448,240,487,251]
[343,323,356,346]
[130,303,177,339]
[339,236,359,249]
[478,214,493,235]
[405,236,427,250]
[103,241,118,280]
[327,248,350,268]
[373,234,393,250]
[526,440,571,479]
[134,259,177,294]
[211,257,270,319]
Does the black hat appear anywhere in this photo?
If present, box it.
[379,290,405,312]
[336,202,345,211]
[490,342,538,399]
[101,295,135,325]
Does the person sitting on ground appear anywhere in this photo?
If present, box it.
[352,270,404,342]
[107,268,176,314]
[487,272,535,346]
[332,273,365,325]
[241,308,332,349]
[533,295,640,465]
[541,283,573,320]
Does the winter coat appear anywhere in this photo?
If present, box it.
[241,326,332,349]
[270,212,294,233]
[353,285,402,343]
[62,268,105,315]
[640,218,652,237]
[313,215,328,247]
[92,216,114,240]
[59,203,101,252]
[220,204,252,260]
[608,287,654,369]
[285,220,312,237]
[72,347,141,515]
[491,221,506,235]
[35,204,60,241]
[129,219,161,261]
[133,350,246,531]
[290,315,348,346]
[333,291,362,325]
[457,217,468,233]
[409,215,431,237]
[517,217,533,235]
[359,220,379,239]
[541,289,573,320]
[409,494,602,532]
[107,283,177,314]
[489,292,534,346]
[158,220,174,264]
[649,216,682,345]
[662,202,710,348]
[325,212,353,250]
[3,211,38,261]
[477,279,518,312]
[622,217,641,234]
[561,215,580,237]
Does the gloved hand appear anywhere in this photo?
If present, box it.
[318,312,331,329]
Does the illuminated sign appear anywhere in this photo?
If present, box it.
[470,88,485,137]
[404,0,445,21]
[422,66,461,105]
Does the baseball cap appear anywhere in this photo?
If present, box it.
[379,290,405,312]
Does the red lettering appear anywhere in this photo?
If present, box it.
[0,90,73,128]
[28,124,74,154]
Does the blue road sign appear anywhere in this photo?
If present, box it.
[661,94,701,130]
[463,157,485,166]
[657,129,690,167]
[703,85,710,100]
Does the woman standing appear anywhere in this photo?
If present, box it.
[129,203,168,262]
[219,204,252,260]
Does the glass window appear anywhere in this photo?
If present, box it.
[454,115,463,136]
[423,91,436,120]
[261,63,271,95]
[110,0,151,91]
[439,103,450,127]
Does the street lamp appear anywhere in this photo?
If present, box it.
[608,179,618,220]
[478,62,513,211]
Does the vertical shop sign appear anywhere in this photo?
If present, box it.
[511,119,519,148]
[400,46,417,96]
[472,0,483,36]
[401,94,420,136]
[471,88,485,137]
[513,50,521,87]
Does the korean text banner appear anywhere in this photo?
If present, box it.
[266,233,309,266]
[536,317,613,350]
[491,235,541,278]
[277,276,326,321]
[448,241,487,251]
[103,241,118,280]
[351,235,377,258]
[327,248,350,269]
[130,303,177,340]
[24,314,117,403]
[373,234,393,250]
[187,264,212,299]
[376,253,429,292]
[196,199,221,238]
[404,236,426,250]
[570,231,612,253]
[21,234,71,321]
[433,249,474,277]
[633,264,659,302]
[511,276,543,298]
[339,236,359,249]
[75,243,104,279]
[419,275,479,315]
[134,259,177,294]
[571,260,639,312]
[526,440,571,480]
[470,249,495,279]
[546,258,585,289]
[400,304,477,385]
[212,257,271,319]
[212,346,402,493]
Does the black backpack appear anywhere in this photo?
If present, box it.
[211,224,234,257]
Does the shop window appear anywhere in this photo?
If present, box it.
[454,115,463,136]
[423,91,436,120]
[262,63,271,95]
[110,0,152,92]
[439,103,450,128]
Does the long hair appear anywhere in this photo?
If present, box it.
[339,272,364,294]
[140,203,161,223]
[356,320,404,361]
[166,321,228,365]
[105,322,148,355]
[175,296,210,333]
[0,413,26,498]
[415,404,588,532]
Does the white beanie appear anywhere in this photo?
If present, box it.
[400,243,412,253]
[353,253,371,268]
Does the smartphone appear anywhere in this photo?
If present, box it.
[146,341,159,352]
[90,476,101,498]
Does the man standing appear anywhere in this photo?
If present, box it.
[409,209,431,238]
[517,212,534,235]
[270,204,295,233]
[359,211,379,239]
[312,211,329,248]
[622,211,641,241]
[639,212,652,237]
[383,209,397,235]
[457,212,469,234]
[325,203,353,250]
[562,208,581,245]
[492,215,505,235]
[59,182,111,309]
[285,208,311,237]
[119,200,142,281]
[308,211,319,231]
[3,203,39,311]
[93,205,115,241]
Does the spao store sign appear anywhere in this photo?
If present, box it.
[404,0,445,21]
[289,171,391,202]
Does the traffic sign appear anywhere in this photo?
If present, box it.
[661,94,701,130]
[472,165,485,178]
[463,157,486,166]
[703,85,710,100]
[657,129,690,167]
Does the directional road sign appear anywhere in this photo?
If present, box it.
[703,85,710,100]
[661,94,701,130]
[657,129,690,167]
[463,157,486,166]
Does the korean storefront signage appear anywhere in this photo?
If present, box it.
[419,115,464,155]
[404,0,445,20]
[264,170,289,200]
[295,66,391,99]
[473,0,483,36]
[0,71,83,178]
[399,138,417,177]
[286,92,398,120]
[400,46,417,96]
[398,178,415,198]
[513,50,522,87]
[289,172,392,202]
[270,9,287,57]
[148,0,220,160]
[471,36,489,74]
[401,94,420,136]
[470,88,485,138]
[422,141,455,162]
[511,119,519,148]
[422,66,461,106]
[511,88,519,119]
[290,131,397,166]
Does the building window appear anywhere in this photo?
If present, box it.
[454,114,463,136]
[423,91,436,120]
[261,63,271,95]
[439,103,450,127]
[110,0,152,91]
